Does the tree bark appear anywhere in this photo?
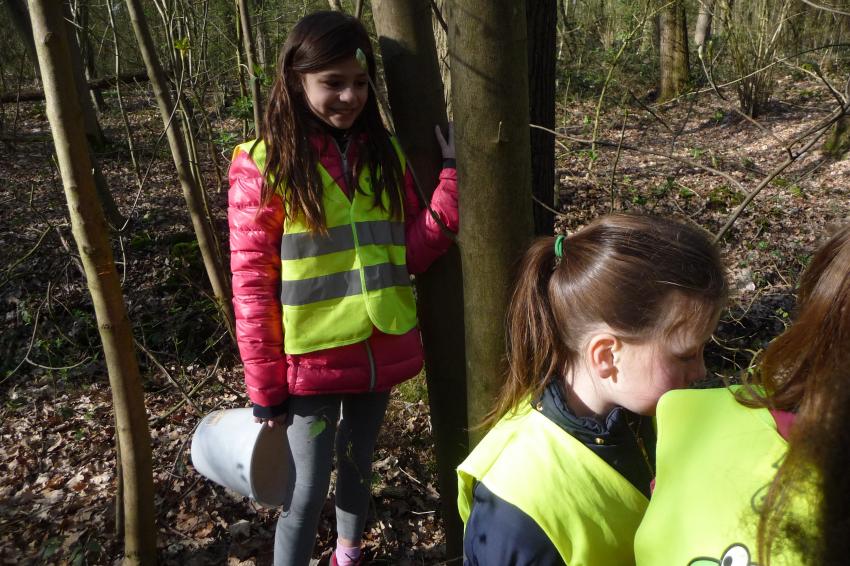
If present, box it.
[694,0,714,54]
[372,1,467,556]
[27,2,156,563]
[237,0,263,134]
[447,0,534,446]
[527,0,557,236]
[431,0,452,118]
[659,0,689,102]
[124,0,236,335]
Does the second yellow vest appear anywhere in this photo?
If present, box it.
[634,387,813,566]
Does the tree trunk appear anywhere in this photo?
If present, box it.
[27,2,156,563]
[431,0,451,118]
[694,0,714,54]
[447,0,534,446]
[659,0,689,102]
[124,0,236,335]
[237,0,263,134]
[527,0,557,236]
[372,2,467,556]
[328,0,343,11]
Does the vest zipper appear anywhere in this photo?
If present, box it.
[365,340,376,391]
[331,137,352,192]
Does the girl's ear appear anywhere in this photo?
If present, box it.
[587,332,619,381]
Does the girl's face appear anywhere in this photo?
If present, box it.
[300,56,368,130]
[607,301,718,416]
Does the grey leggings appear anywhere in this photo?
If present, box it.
[273,391,390,566]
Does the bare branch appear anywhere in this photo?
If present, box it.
[799,0,850,17]
[713,105,848,243]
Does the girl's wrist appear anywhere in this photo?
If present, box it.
[252,400,289,419]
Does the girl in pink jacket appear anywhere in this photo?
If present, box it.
[227,11,457,566]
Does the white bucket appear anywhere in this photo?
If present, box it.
[190,408,288,507]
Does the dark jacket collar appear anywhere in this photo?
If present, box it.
[533,380,657,498]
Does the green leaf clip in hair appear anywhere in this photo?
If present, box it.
[355,48,368,72]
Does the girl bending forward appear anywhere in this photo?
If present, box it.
[458,214,727,565]
[635,224,850,566]
[228,11,456,566]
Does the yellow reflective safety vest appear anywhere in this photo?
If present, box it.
[234,139,417,355]
[634,388,812,566]
[458,400,650,565]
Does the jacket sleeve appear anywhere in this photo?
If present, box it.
[464,482,566,566]
[403,164,458,275]
[228,149,288,411]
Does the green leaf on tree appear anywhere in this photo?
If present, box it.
[309,419,326,438]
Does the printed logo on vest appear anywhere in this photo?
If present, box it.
[688,544,756,566]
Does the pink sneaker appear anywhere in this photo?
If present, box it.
[330,551,365,566]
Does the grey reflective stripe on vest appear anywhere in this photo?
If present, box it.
[281,220,405,260]
[281,225,354,260]
[281,262,411,306]
[363,263,410,291]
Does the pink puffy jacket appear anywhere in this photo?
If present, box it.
[228,133,458,414]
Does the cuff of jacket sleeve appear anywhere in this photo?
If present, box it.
[253,400,289,419]
[442,158,456,169]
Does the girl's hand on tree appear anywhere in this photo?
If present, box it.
[435,122,455,160]
[255,414,287,428]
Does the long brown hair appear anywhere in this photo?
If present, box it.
[485,214,727,428]
[259,11,403,233]
[751,224,850,565]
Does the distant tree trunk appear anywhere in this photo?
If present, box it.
[237,0,263,134]
[659,0,689,101]
[527,0,557,236]
[73,0,106,111]
[124,0,236,335]
[447,0,534,446]
[372,2,468,557]
[5,0,40,80]
[254,0,268,69]
[328,0,343,10]
[28,2,156,564]
[63,2,107,148]
[694,0,714,55]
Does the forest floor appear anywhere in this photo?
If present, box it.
[1,71,848,565]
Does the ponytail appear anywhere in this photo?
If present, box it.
[483,239,569,428]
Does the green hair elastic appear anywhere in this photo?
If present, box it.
[554,235,566,259]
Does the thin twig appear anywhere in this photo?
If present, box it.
[532,195,562,217]
[609,112,628,212]
[135,339,201,413]
[5,226,51,274]
[430,0,448,33]
[799,0,850,17]
[530,123,747,193]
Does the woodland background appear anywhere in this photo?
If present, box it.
[1,0,849,564]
